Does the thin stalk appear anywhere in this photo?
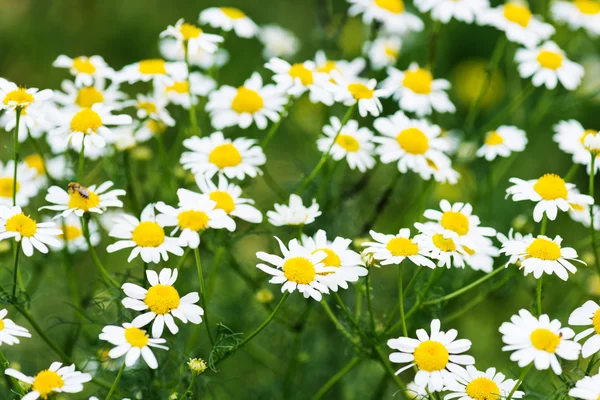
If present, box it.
[184,41,200,137]
[194,247,214,345]
[12,108,22,206]
[374,345,405,390]
[123,150,141,214]
[428,21,441,73]
[181,374,198,399]
[77,140,86,182]
[589,153,600,276]
[261,97,293,149]
[422,266,504,306]
[206,246,226,300]
[104,363,126,400]
[480,83,536,133]
[365,273,376,334]
[81,217,119,289]
[310,357,361,400]
[564,163,579,182]
[384,267,424,330]
[333,292,361,333]
[12,241,22,300]
[397,264,408,337]
[536,277,543,316]
[320,300,357,344]
[176,248,191,270]
[506,364,533,400]
[0,349,24,395]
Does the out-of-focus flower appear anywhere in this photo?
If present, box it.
[267,194,321,226]
[199,7,259,38]
[259,25,300,60]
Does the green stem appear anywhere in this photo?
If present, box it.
[176,248,191,270]
[589,153,600,277]
[397,264,407,337]
[374,345,405,390]
[428,21,441,73]
[506,364,532,400]
[206,246,226,300]
[77,140,86,182]
[0,349,24,395]
[194,247,214,345]
[536,276,543,316]
[320,300,357,344]
[181,374,198,399]
[333,292,361,333]
[12,241,22,301]
[123,151,141,214]
[310,357,361,400]
[12,108,22,206]
[184,41,200,137]
[104,363,126,400]
[540,215,548,236]
[564,163,579,182]
[261,97,293,149]
[81,217,119,289]
[365,273,376,334]
[480,83,536,134]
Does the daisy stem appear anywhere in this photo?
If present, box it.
[296,104,356,194]
[320,300,356,344]
[194,247,214,345]
[0,350,24,395]
[428,20,441,73]
[506,364,533,400]
[589,153,600,277]
[104,363,126,400]
[480,83,536,134]
[365,273,377,334]
[374,345,406,390]
[11,241,22,301]
[81,216,120,289]
[535,277,543,316]
[181,374,198,399]
[333,292,361,334]
[261,97,293,149]
[397,264,408,337]
[12,108,22,207]
[206,245,226,300]
[29,135,57,185]
[184,41,200,137]
[384,267,423,331]
[123,150,142,215]
[77,140,86,183]
[310,356,361,400]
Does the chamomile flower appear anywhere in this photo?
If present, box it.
[53,55,114,87]
[53,78,127,110]
[415,0,490,23]
[40,181,125,218]
[506,173,593,221]
[134,119,170,143]
[476,126,528,161]
[5,363,91,400]
[0,206,61,256]
[328,72,386,117]
[155,71,216,109]
[500,233,582,280]
[313,51,366,80]
[122,268,204,338]
[206,72,287,130]
[362,229,435,268]
[160,19,223,54]
[347,0,424,34]
[568,200,600,229]
[480,2,554,48]
[106,204,184,263]
[155,188,235,248]
[381,63,455,117]
[0,101,55,143]
[265,58,333,105]
[0,79,53,113]
[0,161,40,207]
[0,309,31,346]
[99,323,168,369]
[419,156,460,184]
[267,194,321,226]
[199,7,259,38]
[553,120,600,173]
[180,131,266,181]
[387,319,475,392]
[256,236,336,300]
[516,41,584,90]
[118,59,187,84]
[499,309,581,374]
[364,36,402,70]
[53,214,100,253]
[127,94,175,126]
[317,117,376,172]
[569,300,600,357]
[552,0,600,37]
[569,373,600,399]
[414,223,468,268]
[462,237,499,273]
[258,25,300,60]
[444,365,524,399]
[160,37,230,70]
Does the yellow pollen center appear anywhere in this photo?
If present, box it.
[221,7,246,19]
[283,257,316,284]
[348,83,374,100]
[6,213,37,237]
[526,237,561,260]
[3,88,34,108]
[317,61,337,74]
[402,69,433,94]
[289,64,314,85]
[75,87,104,108]
[73,57,96,74]
[530,328,561,352]
[166,81,189,94]
[138,59,167,75]
[374,0,405,13]
[413,340,449,372]
[0,320,4,331]
[60,225,82,241]
[386,237,419,257]
[384,45,399,59]
[138,101,157,114]
[180,23,202,40]
[177,210,209,231]
[441,211,470,236]
[533,173,568,200]
[432,234,456,252]
[315,248,341,268]
[336,134,360,152]
[24,154,45,175]
[32,370,64,399]
[537,50,563,70]
[148,119,166,134]
[593,309,600,335]
[231,86,264,114]
[503,3,532,27]
[124,327,149,348]
[132,221,165,247]
[396,128,429,154]
[70,108,103,133]
[208,144,242,169]
[0,177,18,198]
[144,284,181,314]
[575,0,600,14]
[485,131,504,146]
[209,191,236,214]
[68,190,100,211]
[465,377,501,400]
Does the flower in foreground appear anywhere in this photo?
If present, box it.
[476,125,527,161]
[444,365,524,399]
[52,55,114,87]
[5,362,91,400]
[414,223,467,268]
[499,309,581,374]
[362,229,435,268]
[328,72,386,117]
[0,206,62,256]
[387,319,475,392]
[267,194,321,226]
[569,300,600,358]
[317,117,376,172]
[199,7,259,38]
[569,373,600,400]
[0,308,31,346]
[40,181,125,218]
[196,175,263,224]
[99,323,168,369]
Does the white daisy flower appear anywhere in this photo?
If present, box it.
[0,161,40,207]
[317,117,376,172]
[552,0,600,37]
[180,131,266,181]
[313,50,366,80]
[196,175,263,224]
[516,41,584,90]
[206,72,287,130]
[506,173,593,222]
[0,100,55,144]
[126,94,175,127]
[134,119,170,143]
[52,214,100,253]
[553,119,600,174]
[476,125,528,161]
[52,55,114,87]
[265,58,333,105]
[53,78,127,110]
[327,71,386,117]
[199,7,259,38]
[160,19,223,54]
[0,309,31,346]
[0,78,53,113]
[106,203,184,263]
[479,2,554,48]
[499,309,581,374]
[414,222,468,268]
[381,63,455,117]
[117,59,187,85]
[256,236,336,301]
[362,228,436,268]
[160,37,230,70]
[569,300,600,358]
[0,206,61,257]
[99,323,168,369]
[569,373,600,399]
[444,365,524,399]
[155,70,216,109]
[40,181,125,218]
[568,193,600,229]
[462,236,499,273]
[5,362,91,400]
[347,0,424,34]
[122,268,204,338]
[387,319,475,392]
[500,233,582,281]
[267,194,321,226]
[415,0,490,23]
[258,25,300,60]
[419,156,460,184]
[364,36,402,70]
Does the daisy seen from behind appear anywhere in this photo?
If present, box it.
[5,362,91,400]
[40,181,125,218]
[196,175,263,224]
[317,117,376,173]
[362,229,435,268]
[160,18,223,54]
[347,0,424,34]
[476,125,527,161]
[52,55,114,87]
[0,308,31,346]
[444,365,524,399]
[569,300,600,358]
[99,322,168,369]
[0,206,62,257]
[328,72,386,117]
[199,7,259,38]
[415,0,490,24]
[267,194,321,226]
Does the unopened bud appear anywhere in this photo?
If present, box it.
[256,288,274,304]
[188,358,207,376]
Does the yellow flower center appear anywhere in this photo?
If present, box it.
[0,177,18,198]
[0,320,4,331]
[402,69,433,94]
[231,86,264,114]
[3,88,34,107]
[348,83,374,100]
[413,340,449,372]
[317,61,337,74]
[221,7,246,19]
[138,101,157,114]
[32,370,65,399]
[485,131,504,146]
[533,173,568,200]
[441,211,470,236]
[526,237,561,260]
[68,189,100,211]
[209,191,236,214]
[432,234,456,252]
[6,213,37,237]
[289,64,314,86]
[166,81,189,94]
[386,237,419,257]
[208,144,242,169]
[177,210,209,231]
[374,0,405,13]
[396,128,429,155]
[180,23,202,40]
[465,377,501,400]
[575,0,600,14]
[316,248,341,267]
[593,309,600,334]
[530,328,561,352]
[144,284,181,314]
[537,50,563,70]
[283,257,316,284]
[72,57,96,74]
[148,119,167,134]
[138,59,167,75]
[336,134,360,152]
[75,87,104,108]
[503,3,532,27]
[60,224,83,241]
[384,45,399,59]
[131,221,165,247]
[124,327,149,348]
[24,154,45,175]
[70,108,103,133]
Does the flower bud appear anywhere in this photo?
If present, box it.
[188,358,208,376]
[255,288,273,304]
